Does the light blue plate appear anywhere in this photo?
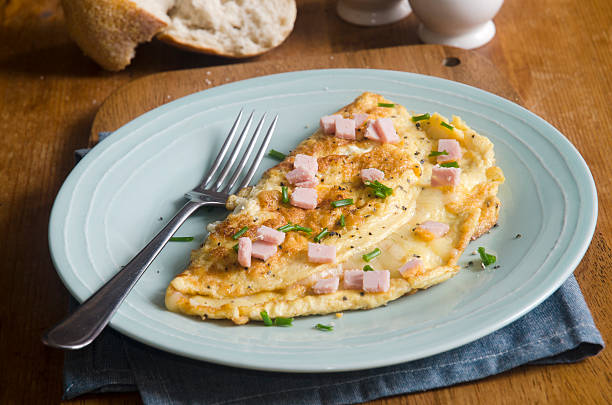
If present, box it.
[49,69,597,372]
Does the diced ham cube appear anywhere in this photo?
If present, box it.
[364,120,380,141]
[256,225,285,245]
[286,166,316,185]
[431,166,461,187]
[399,258,423,278]
[290,187,318,209]
[312,276,340,294]
[363,270,391,293]
[353,113,369,127]
[335,118,356,140]
[295,178,319,188]
[360,168,385,183]
[437,139,462,163]
[343,269,364,290]
[294,154,318,175]
[320,114,342,134]
[251,240,277,261]
[237,237,252,267]
[307,242,336,263]
[373,118,400,144]
[417,221,449,238]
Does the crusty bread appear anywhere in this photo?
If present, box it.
[61,0,297,71]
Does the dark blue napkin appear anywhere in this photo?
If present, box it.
[64,134,603,404]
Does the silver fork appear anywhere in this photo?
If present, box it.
[42,111,277,350]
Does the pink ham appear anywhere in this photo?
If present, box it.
[237,237,252,267]
[294,154,318,175]
[307,242,336,263]
[286,166,315,185]
[335,118,356,140]
[373,118,400,144]
[343,269,364,290]
[360,168,385,183]
[353,113,369,127]
[295,178,319,188]
[251,240,277,261]
[290,187,318,209]
[364,120,380,141]
[437,139,462,163]
[363,270,391,293]
[417,221,450,238]
[398,258,423,278]
[320,114,342,134]
[256,225,285,245]
[431,166,461,187]
[312,276,340,294]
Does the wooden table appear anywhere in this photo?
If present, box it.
[1,0,610,403]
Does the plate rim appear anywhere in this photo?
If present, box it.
[48,68,598,372]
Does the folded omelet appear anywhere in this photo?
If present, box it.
[166,92,504,324]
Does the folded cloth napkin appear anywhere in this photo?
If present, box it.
[64,135,603,404]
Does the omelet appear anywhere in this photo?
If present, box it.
[165,92,504,324]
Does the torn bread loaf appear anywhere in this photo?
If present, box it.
[61,0,297,71]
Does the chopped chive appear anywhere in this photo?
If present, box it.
[281,186,289,203]
[362,248,381,262]
[314,227,329,243]
[169,236,194,242]
[260,310,273,326]
[268,149,286,161]
[365,180,393,199]
[363,265,374,272]
[278,223,296,232]
[232,227,248,240]
[411,113,430,122]
[294,225,313,233]
[331,198,354,208]
[274,317,294,327]
[439,161,459,168]
[428,150,449,157]
[478,247,497,267]
[233,243,239,252]
[378,102,395,108]
[440,121,454,130]
[339,214,345,228]
[315,323,334,331]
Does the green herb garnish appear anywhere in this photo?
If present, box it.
[260,310,273,326]
[378,102,395,108]
[169,236,194,242]
[365,180,393,199]
[439,161,459,168]
[268,149,286,161]
[233,243,239,252]
[294,225,313,233]
[281,186,289,203]
[278,223,295,232]
[339,214,345,228]
[314,227,329,243]
[362,248,381,262]
[363,265,374,272]
[331,198,354,208]
[315,323,334,331]
[428,150,449,157]
[232,227,248,240]
[411,113,430,122]
[274,317,294,327]
[478,247,497,267]
[440,121,454,130]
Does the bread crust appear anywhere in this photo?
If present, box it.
[62,0,168,71]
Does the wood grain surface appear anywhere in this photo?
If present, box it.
[0,0,610,404]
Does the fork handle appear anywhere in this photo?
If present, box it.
[42,200,205,350]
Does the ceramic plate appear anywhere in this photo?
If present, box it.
[49,69,597,372]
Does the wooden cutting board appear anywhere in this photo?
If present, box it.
[90,44,521,144]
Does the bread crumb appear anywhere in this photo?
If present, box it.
[206,71,211,75]
[335,313,343,318]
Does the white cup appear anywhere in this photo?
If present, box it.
[408,0,504,49]
[337,0,412,26]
